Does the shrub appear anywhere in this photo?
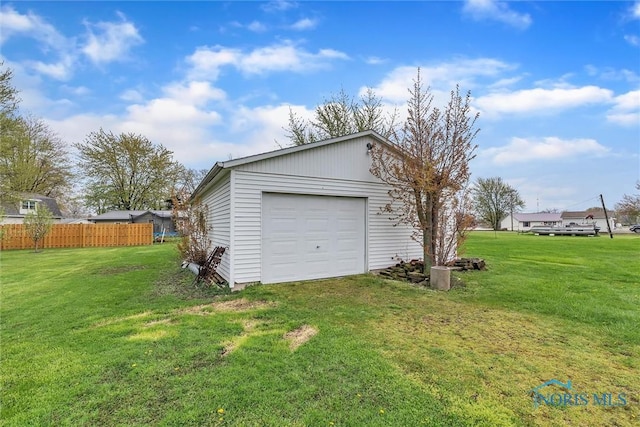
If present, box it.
[172,196,211,265]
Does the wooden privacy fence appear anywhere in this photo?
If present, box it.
[0,223,153,250]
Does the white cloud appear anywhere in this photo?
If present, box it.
[624,34,640,46]
[187,41,349,80]
[29,55,76,80]
[188,46,240,80]
[261,1,298,13]
[462,0,532,29]
[364,56,386,65]
[247,21,268,32]
[0,6,76,79]
[631,2,640,19]
[120,89,144,102]
[0,5,68,47]
[474,86,613,117]
[61,84,90,96]
[606,90,640,126]
[1,7,144,78]
[289,18,317,31]
[483,137,610,165]
[488,76,523,89]
[367,59,515,104]
[584,65,640,83]
[82,12,144,64]
[162,81,226,105]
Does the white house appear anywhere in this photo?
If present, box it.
[500,212,562,232]
[192,130,423,287]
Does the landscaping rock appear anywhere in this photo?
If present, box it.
[407,271,427,283]
[376,257,485,288]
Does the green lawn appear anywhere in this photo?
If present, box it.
[1,233,638,426]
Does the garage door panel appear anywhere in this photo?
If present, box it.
[262,193,365,284]
[270,240,298,254]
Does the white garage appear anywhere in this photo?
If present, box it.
[192,130,422,288]
[262,193,365,284]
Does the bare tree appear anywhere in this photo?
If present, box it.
[23,204,53,252]
[471,177,525,230]
[172,195,211,265]
[615,182,640,224]
[284,87,398,145]
[370,69,479,272]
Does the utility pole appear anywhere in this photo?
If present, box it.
[510,191,514,231]
[600,194,613,239]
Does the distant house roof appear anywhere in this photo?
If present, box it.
[90,210,172,221]
[1,193,63,218]
[561,210,612,219]
[513,213,562,222]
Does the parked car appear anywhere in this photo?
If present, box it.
[630,224,640,233]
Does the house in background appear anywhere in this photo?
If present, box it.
[90,210,176,235]
[0,193,64,224]
[500,212,563,232]
[192,130,423,288]
[561,210,615,231]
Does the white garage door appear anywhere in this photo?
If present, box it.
[261,193,366,284]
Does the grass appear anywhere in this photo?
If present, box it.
[1,232,638,426]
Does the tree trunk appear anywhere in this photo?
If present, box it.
[431,196,439,266]
[423,228,432,274]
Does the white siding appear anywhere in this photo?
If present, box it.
[201,173,232,282]
[231,170,421,284]
[235,135,379,183]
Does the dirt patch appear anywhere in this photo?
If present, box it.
[152,269,228,300]
[181,298,277,315]
[284,324,318,351]
[92,311,154,328]
[221,319,267,357]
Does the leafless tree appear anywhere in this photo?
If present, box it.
[370,69,479,272]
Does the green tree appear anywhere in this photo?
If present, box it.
[76,129,184,213]
[370,70,479,271]
[1,63,21,201]
[0,114,73,200]
[471,177,525,230]
[1,63,73,203]
[0,63,19,117]
[23,204,53,252]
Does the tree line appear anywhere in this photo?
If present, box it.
[0,63,207,217]
[2,60,638,257]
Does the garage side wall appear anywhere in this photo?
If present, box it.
[232,170,421,284]
[200,174,231,282]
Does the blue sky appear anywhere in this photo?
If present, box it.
[1,0,639,212]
